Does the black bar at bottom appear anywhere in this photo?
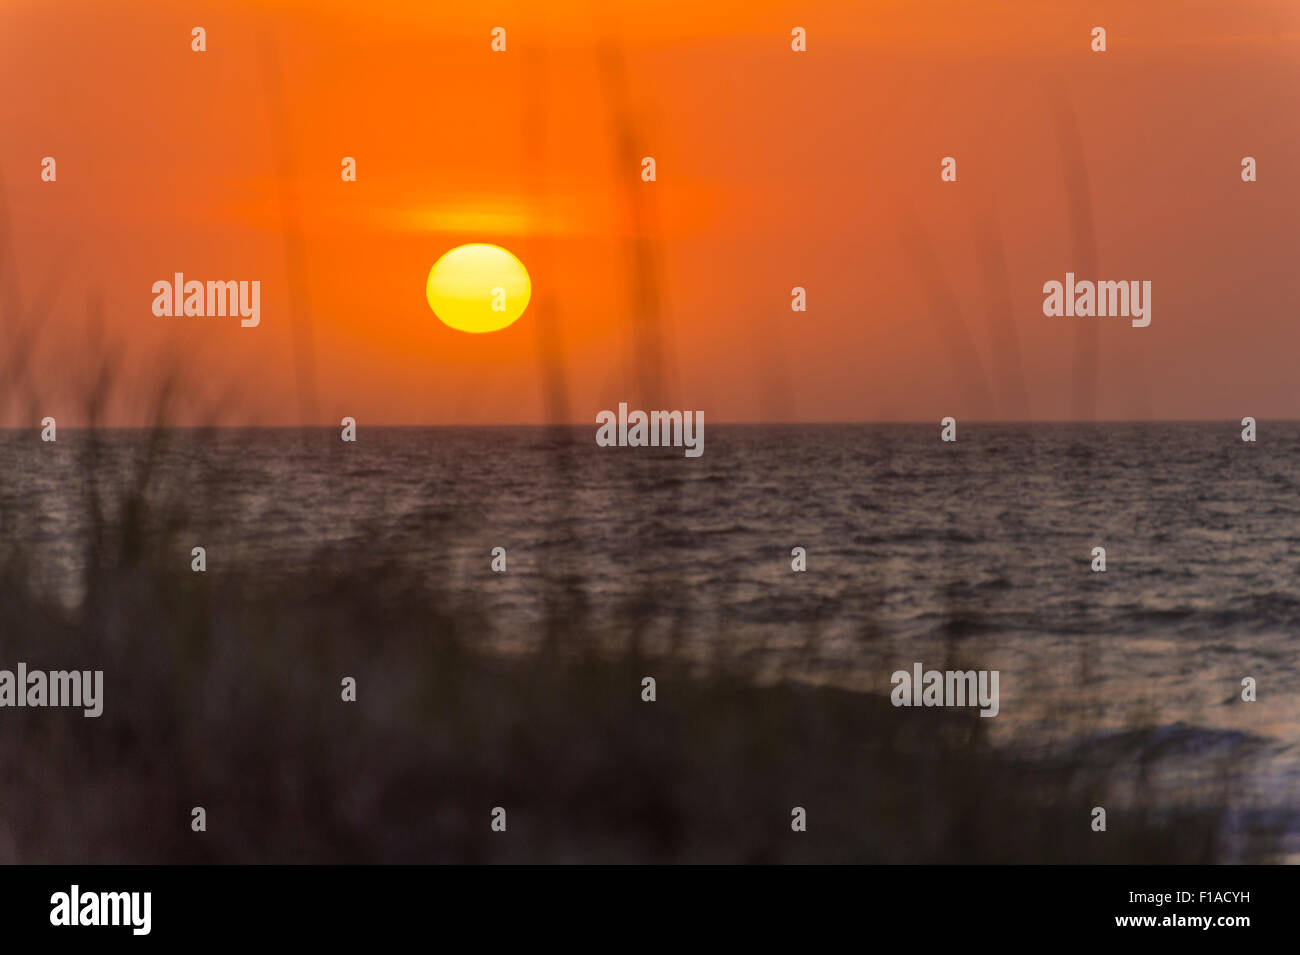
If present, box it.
[0,864,1284,942]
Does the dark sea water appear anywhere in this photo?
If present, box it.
[4,423,1299,856]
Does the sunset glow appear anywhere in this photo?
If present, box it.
[0,0,1297,425]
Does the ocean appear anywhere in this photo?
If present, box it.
[3,422,1298,858]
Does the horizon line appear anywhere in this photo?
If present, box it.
[1,418,1285,431]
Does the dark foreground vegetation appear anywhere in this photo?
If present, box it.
[0,432,1281,864]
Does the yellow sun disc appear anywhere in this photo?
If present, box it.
[426,243,531,333]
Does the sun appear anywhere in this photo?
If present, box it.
[426,243,532,333]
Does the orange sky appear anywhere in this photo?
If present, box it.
[2,0,1298,425]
